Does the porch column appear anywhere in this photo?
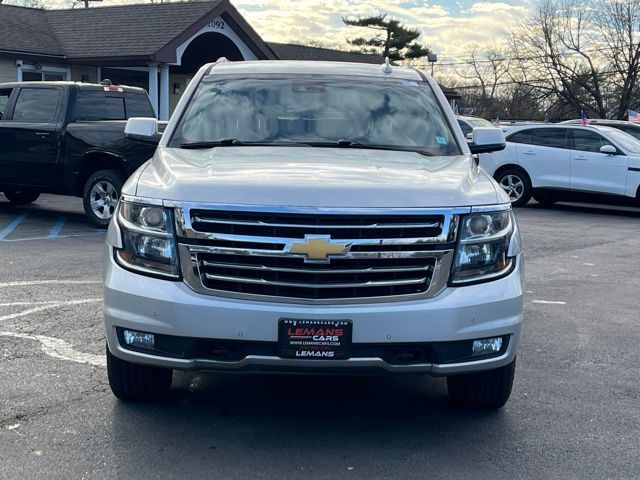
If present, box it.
[159,64,170,121]
[16,60,23,82]
[148,63,159,118]
[96,66,101,82]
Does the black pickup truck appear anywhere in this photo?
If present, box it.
[0,81,162,227]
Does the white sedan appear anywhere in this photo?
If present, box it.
[478,124,640,207]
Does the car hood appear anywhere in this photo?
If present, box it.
[130,146,504,208]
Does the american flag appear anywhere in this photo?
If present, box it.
[628,110,640,123]
[581,110,589,126]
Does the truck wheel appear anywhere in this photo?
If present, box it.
[495,169,532,207]
[4,190,41,205]
[106,343,172,401]
[83,170,124,228]
[446,357,516,410]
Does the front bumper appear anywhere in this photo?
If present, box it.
[104,246,524,376]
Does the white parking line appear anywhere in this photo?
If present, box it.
[531,300,566,305]
[0,279,101,288]
[0,299,101,322]
[0,301,64,307]
[0,331,105,367]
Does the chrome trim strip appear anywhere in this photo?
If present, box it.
[120,194,165,206]
[203,272,427,289]
[180,231,453,246]
[185,243,450,260]
[192,216,442,230]
[166,201,473,216]
[470,203,511,213]
[201,260,433,274]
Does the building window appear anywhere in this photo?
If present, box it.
[22,67,67,82]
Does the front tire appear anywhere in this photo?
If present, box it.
[495,169,532,207]
[82,169,124,228]
[106,344,173,401]
[447,358,516,410]
[3,190,40,205]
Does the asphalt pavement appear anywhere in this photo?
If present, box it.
[0,194,639,480]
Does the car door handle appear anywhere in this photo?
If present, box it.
[573,156,587,161]
[522,151,535,155]
[35,132,51,137]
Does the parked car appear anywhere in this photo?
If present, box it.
[479,124,640,206]
[0,81,162,227]
[456,115,494,138]
[104,59,524,410]
[560,119,640,142]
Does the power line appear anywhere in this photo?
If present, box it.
[410,43,640,69]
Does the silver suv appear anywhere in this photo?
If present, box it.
[104,60,523,409]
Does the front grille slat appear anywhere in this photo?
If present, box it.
[201,260,433,275]
[204,273,428,289]
[193,215,441,230]
[178,207,457,302]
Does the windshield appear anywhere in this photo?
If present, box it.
[600,127,640,154]
[168,75,461,155]
[466,117,494,128]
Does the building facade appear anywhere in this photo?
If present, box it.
[0,0,459,119]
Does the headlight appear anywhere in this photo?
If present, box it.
[114,201,180,279]
[450,209,517,285]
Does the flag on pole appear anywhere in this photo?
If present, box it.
[628,110,640,123]
[494,115,500,127]
[544,112,550,124]
[581,110,589,126]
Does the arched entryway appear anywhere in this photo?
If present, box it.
[166,32,245,115]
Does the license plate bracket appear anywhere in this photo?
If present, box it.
[278,319,352,360]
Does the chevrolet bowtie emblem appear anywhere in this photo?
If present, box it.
[285,235,351,263]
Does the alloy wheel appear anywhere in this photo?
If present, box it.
[90,181,118,220]
[499,174,525,202]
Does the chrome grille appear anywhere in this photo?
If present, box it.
[176,205,460,304]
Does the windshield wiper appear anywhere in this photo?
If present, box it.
[180,139,314,149]
[331,139,434,156]
[180,138,245,149]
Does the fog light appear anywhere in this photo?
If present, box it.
[472,337,502,356]
[123,329,155,349]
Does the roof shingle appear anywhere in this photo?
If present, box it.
[268,42,384,65]
[0,4,62,56]
[45,1,223,59]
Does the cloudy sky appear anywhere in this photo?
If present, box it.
[233,0,532,63]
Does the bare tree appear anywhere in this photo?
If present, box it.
[596,0,640,118]
[510,0,608,117]
[453,48,512,117]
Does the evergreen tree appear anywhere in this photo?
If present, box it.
[343,14,431,61]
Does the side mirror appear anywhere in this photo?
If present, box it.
[125,117,161,144]
[600,144,618,155]
[465,132,473,142]
[469,127,506,154]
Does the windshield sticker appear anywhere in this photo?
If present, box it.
[435,135,448,145]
